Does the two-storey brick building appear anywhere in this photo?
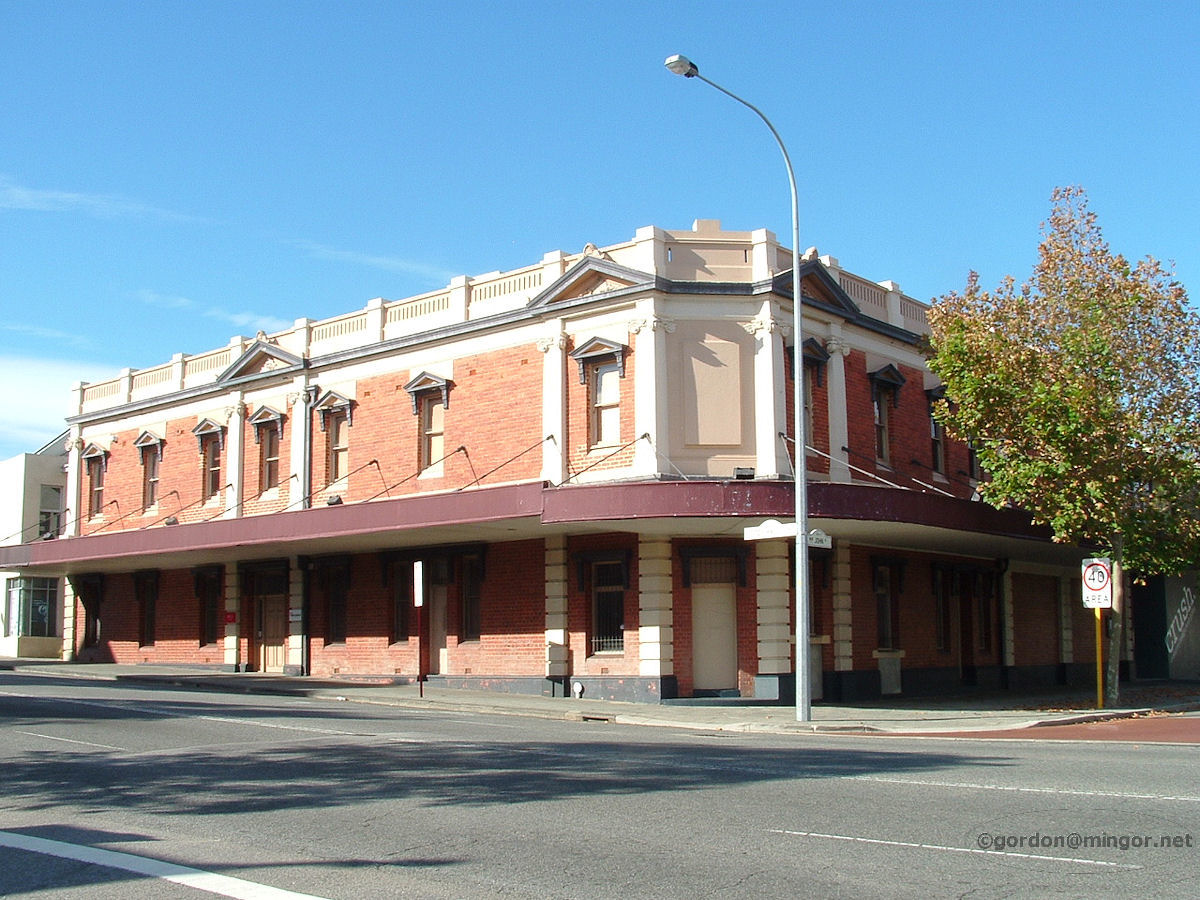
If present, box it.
[0,220,1106,701]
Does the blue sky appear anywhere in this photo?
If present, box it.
[2,1,1197,458]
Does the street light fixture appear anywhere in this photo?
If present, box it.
[664,53,812,722]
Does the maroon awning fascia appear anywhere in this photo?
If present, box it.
[0,481,545,571]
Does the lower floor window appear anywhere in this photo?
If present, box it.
[5,577,59,637]
[591,561,625,654]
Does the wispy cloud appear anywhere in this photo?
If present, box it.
[137,290,292,335]
[0,322,94,351]
[0,175,198,222]
[0,355,109,459]
[291,239,458,284]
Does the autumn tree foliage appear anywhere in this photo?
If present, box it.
[927,186,1200,701]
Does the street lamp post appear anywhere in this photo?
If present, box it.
[664,54,812,722]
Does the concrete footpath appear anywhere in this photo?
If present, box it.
[4,659,1200,735]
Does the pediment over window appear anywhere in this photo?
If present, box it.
[192,418,227,450]
[218,340,305,382]
[870,364,907,406]
[402,372,452,415]
[568,336,627,383]
[80,443,108,469]
[798,337,831,387]
[133,430,164,462]
[528,257,652,308]
[247,406,285,443]
[313,390,353,430]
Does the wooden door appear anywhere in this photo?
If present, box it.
[261,596,288,673]
[692,583,738,691]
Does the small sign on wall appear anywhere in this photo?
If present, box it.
[224,611,237,624]
[289,608,303,622]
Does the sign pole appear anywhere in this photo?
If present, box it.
[1082,557,1112,711]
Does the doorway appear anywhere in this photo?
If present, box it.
[692,581,738,693]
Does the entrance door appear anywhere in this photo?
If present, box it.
[692,583,738,692]
[261,596,288,673]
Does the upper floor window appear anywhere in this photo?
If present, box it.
[248,406,285,493]
[314,391,354,486]
[869,364,906,467]
[403,372,453,472]
[327,411,349,484]
[569,337,627,449]
[38,484,62,539]
[81,444,107,518]
[134,431,164,509]
[926,387,947,476]
[799,339,829,452]
[192,419,226,502]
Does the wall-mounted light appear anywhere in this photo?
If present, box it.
[164,516,179,526]
[734,467,756,480]
[326,495,343,506]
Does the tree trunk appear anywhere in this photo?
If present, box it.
[1104,542,1124,707]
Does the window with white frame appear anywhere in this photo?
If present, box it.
[135,432,164,509]
[569,337,627,449]
[314,392,354,486]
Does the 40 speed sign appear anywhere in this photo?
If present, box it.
[1082,558,1113,609]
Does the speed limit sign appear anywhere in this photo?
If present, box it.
[1082,558,1113,609]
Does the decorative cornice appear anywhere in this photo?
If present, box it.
[536,333,568,353]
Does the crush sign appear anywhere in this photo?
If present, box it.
[1082,558,1113,609]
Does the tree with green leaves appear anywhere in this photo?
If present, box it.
[927,186,1200,704]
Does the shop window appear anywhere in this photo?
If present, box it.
[390,565,410,644]
[873,558,904,650]
[460,555,482,641]
[933,567,951,652]
[976,573,995,653]
[134,570,158,647]
[194,566,223,646]
[316,559,350,644]
[6,577,58,638]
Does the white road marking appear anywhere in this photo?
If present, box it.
[16,731,127,751]
[769,828,1142,869]
[851,774,1200,804]
[0,830,331,899]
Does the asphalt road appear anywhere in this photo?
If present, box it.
[1,671,1197,899]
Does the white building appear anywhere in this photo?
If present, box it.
[1,434,67,659]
